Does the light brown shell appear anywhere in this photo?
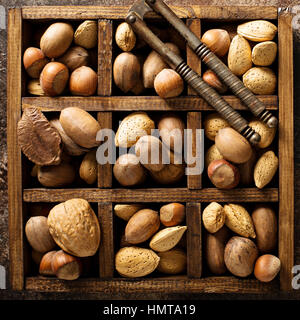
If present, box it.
[74,20,98,49]
[150,226,187,252]
[79,149,97,185]
[40,22,74,58]
[205,144,224,168]
[252,41,277,66]
[47,198,101,257]
[204,113,230,141]
[157,248,187,275]
[243,67,277,95]
[25,216,56,253]
[254,150,278,189]
[115,112,155,148]
[115,247,160,277]
[115,22,136,52]
[224,203,256,238]
[114,204,145,221]
[237,20,277,42]
[248,119,276,149]
[202,202,225,233]
[59,107,101,149]
[150,162,185,185]
[228,35,252,76]
[17,107,62,166]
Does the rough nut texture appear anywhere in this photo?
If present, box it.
[202,202,225,233]
[228,35,252,76]
[254,150,278,189]
[243,67,277,95]
[204,113,230,141]
[157,248,187,274]
[150,226,187,252]
[237,20,277,42]
[17,107,62,166]
[224,203,256,238]
[205,144,224,168]
[115,247,160,277]
[115,22,136,52]
[115,112,155,148]
[74,20,97,49]
[252,41,277,66]
[48,198,100,257]
[248,120,276,149]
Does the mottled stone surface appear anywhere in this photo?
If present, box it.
[0,0,300,300]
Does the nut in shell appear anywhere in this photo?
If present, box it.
[157,249,187,274]
[248,119,276,149]
[115,22,136,52]
[254,150,278,189]
[74,20,98,49]
[114,204,145,221]
[237,20,277,42]
[202,202,225,233]
[204,113,230,141]
[224,203,256,238]
[17,107,62,166]
[149,226,187,252]
[47,198,100,257]
[79,149,98,185]
[115,112,155,148]
[252,41,277,66]
[115,247,160,277]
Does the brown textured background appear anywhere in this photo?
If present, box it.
[0,0,300,300]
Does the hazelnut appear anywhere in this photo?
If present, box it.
[23,47,49,78]
[40,62,69,96]
[69,66,97,96]
[202,70,227,94]
[51,250,83,280]
[39,250,57,276]
[201,29,231,57]
[154,69,184,98]
[208,159,240,189]
[254,254,281,282]
[160,203,185,227]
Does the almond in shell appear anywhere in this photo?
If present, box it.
[150,226,187,252]
[237,20,277,42]
[252,41,277,66]
[224,203,256,238]
[115,247,160,277]
[228,35,252,76]
[115,112,155,148]
[254,150,278,189]
[157,248,187,274]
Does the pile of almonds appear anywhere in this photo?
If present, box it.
[204,114,278,189]
[113,111,186,187]
[24,20,98,97]
[203,202,280,282]
[202,20,278,95]
[114,203,187,277]
[18,106,100,187]
[26,199,100,280]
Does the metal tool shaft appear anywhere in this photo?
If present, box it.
[126,12,261,145]
[145,0,278,128]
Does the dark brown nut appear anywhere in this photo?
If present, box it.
[58,46,89,71]
[203,70,227,94]
[254,254,280,282]
[39,250,57,276]
[154,69,184,98]
[37,162,76,187]
[69,66,97,97]
[17,107,62,166]
[251,206,277,253]
[205,226,231,275]
[160,203,185,227]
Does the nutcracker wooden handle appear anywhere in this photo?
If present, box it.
[145,0,278,128]
[126,12,261,145]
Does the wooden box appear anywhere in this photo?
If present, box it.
[7,5,294,293]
